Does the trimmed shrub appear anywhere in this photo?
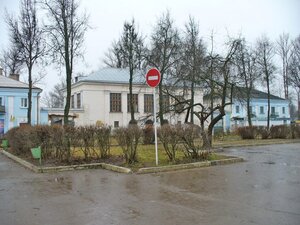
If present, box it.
[114,125,142,164]
[95,125,111,158]
[270,125,288,139]
[158,124,182,162]
[143,124,154,144]
[257,127,269,139]
[291,124,300,139]
[237,126,256,139]
[5,126,38,155]
[180,124,208,160]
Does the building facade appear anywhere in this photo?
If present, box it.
[65,68,202,127]
[0,70,47,135]
[225,89,291,131]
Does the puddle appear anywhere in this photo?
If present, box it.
[262,161,276,165]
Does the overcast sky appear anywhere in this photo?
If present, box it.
[0,0,300,95]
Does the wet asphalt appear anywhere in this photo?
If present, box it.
[0,143,299,225]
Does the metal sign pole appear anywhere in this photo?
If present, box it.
[153,87,158,166]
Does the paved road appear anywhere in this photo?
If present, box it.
[0,143,300,225]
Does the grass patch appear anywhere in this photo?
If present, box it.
[71,143,226,170]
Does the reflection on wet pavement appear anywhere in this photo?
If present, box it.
[0,143,299,225]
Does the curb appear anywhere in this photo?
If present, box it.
[1,150,132,174]
[1,150,243,174]
[136,156,244,174]
[214,139,300,149]
[1,149,40,173]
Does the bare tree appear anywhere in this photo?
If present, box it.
[42,79,66,108]
[43,0,88,125]
[205,31,220,123]
[0,46,23,76]
[6,0,45,124]
[276,33,292,100]
[255,36,276,130]
[105,19,145,123]
[147,11,182,125]
[235,38,258,126]
[103,40,124,68]
[180,16,206,123]
[176,38,240,148]
[289,35,300,119]
[201,38,240,147]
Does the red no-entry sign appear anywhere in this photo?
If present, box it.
[146,68,161,88]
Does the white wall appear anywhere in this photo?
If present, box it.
[70,82,203,127]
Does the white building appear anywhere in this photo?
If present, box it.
[64,68,202,127]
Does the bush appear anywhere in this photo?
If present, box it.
[237,126,256,139]
[270,125,289,139]
[5,126,38,155]
[143,124,154,144]
[50,125,72,162]
[95,125,111,158]
[77,126,97,161]
[257,127,269,139]
[158,124,182,162]
[291,124,300,139]
[114,125,142,164]
[180,124,208,160]
[33,125,53,159]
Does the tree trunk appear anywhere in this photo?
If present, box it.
[246,91,252,126]
[64,66,72,125]
[63,8,71,126]
[201,129,212,149]
[298,90,300,120]
[190,81,194,123]
[27,65,32,124]
[158,80,164,125]
[266,77,270,130]
[129,67,135,123]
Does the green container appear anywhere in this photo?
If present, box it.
[31,146,42,165]
[1,140,8,149]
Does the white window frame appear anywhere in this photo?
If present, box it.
[21,98,28,108]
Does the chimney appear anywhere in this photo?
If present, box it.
[9,73,20,81]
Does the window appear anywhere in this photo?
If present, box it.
[21,98,28,108]
[249,106,253,113]
[127,94,138,112]
[144,94,154,113]
[282,107,286,114]
[271,107,275,114]
[77,93,81,108]
[235,105,240,114]
[71,95,75,109]
[162,95,170,113]
[0,97,3,106]
[174,95,185,113]
[110,93,122,112]
[114,121,119,128]
[260,106,264,114]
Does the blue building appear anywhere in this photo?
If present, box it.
[0,70,48,135]
[224,89,291,131]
